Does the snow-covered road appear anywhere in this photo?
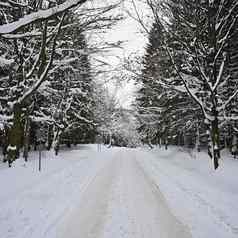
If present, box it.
[58,149,191,238]
[0,145,237,238]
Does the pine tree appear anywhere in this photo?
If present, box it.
[135,19,200,149]
[0,1,122,165]
[144,0,238,168]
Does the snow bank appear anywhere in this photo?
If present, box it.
[0,145,114,238]
[137,146,238,238]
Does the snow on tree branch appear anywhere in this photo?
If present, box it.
[0,0,87,35]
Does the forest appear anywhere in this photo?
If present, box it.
[0,1,238,238]
[133,0,238,169]
[0,0,238,170]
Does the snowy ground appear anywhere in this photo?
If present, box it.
[137,147,238,238]
[0,145,237,238]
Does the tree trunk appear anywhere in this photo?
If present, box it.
[23,116,31,162]
[2,126,9,163]
[183,130,188,148]
[165,140,168,150]
[209,117,220,170]
[228,124,233,153]
[46,124,53,150]
[164,135,168,150]
[196,124,201,152]
[52,126,62,156]
[7,104,23,167]
[107,132,112,148]
[178,132,183,146]
[148,135,153,149]
[231,133,238,159]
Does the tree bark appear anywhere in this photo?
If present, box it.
[7,104,23,167]
[210,116,220,170]
[196,123,201,152]
[52,126,62,156]
[23,115,31,162]
[231,133,238,159]
[46,124,53,150]
[164,136,168,150]
[2,126,9,163]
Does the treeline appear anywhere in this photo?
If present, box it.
[94,81,140,148]
[0,0,121,166]
[135,0,238,168]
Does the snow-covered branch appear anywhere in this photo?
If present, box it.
[0,0,87,35]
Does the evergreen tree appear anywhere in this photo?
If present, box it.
[143,0,238,168]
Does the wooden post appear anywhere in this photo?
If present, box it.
[39,143,42,172]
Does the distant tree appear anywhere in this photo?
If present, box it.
[135,19,201,149]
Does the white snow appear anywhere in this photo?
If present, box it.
[7,145,17,151]
[0,145,237,238]
[0,145,116,238]
[0,56,14,67]
[0,0,87,35]
[58,149,191,238]
[137,146,238,238]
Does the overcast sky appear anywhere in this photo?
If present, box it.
[90,0,151,108]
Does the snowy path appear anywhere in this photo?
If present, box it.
[1,145,237,238]
[0,146,117,238]
[137,147,238,238]
[58,150,191,238]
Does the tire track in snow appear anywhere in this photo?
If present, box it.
[137,150,238,238]
[100,151,191,238]
[0,149,115,238]
[58,149,192,238]
[57,153,119,238]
